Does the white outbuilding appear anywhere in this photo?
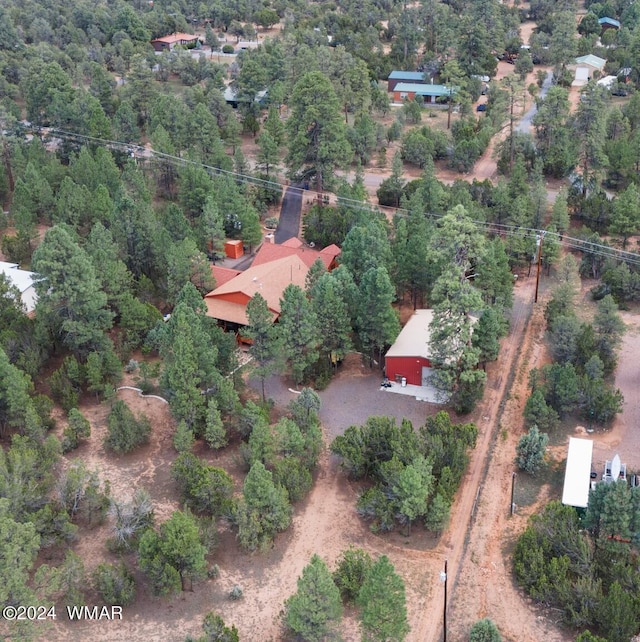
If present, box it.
[561,437,594,508]
[0,261,38,313]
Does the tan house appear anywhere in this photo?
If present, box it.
[204,238,341,335]
[151,33,202,52]
[204,254,309,328]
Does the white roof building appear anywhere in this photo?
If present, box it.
[385,309,434,362]
[562,437,594,508]
[0,261,38,312]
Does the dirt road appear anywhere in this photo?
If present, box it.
[409,272,567,642]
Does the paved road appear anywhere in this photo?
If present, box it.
[516,70,553,134]
[275,185,303,243]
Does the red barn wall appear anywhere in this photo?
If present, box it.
[385,356,431,385]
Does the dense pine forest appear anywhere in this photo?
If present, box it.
[1,0,640,639]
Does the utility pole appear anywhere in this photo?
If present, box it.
[440,560,448,642]
[511,472,517,516]
[534,231,545,303]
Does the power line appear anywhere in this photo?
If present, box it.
[34,125,640,268]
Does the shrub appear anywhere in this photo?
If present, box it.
[171,453,234,516]
[333,548,373,603]
[93,562,136,606]
[516,426,548,475]
[104,400,151,453]
[229,585,243,600]
[201,612,239,641]
[272,457,313,503]
[173,420,195,453]
[469,618,502,642]
[109,488,155,551]
[62,408,91,453]
[222,44,234,53]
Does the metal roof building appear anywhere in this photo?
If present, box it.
[391,82,453,104]
[561,437,594,508]
[0,261,38,313]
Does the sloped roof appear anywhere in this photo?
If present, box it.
[386,309,434,360]
[252,238,340,269]
[211,265,241,287]
[388,71,425,81]
[204,254,309,325]
[0,261,38,312]
[575,54,606,70]
[393,82,454,96]
[599,16,620,28]
[385,309,479,362]
[151,32,200,44]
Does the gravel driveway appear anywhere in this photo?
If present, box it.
[249,367,436,441]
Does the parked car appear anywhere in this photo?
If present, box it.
[476,103,487,112]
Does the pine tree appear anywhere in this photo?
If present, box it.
[204,399,227,449]
[236,461,292,551]
[138,510,207,594]
[357,555,410,642]
[286,71,352,193]
[284,554,343,641]
[277,285,320,385]
[244,293,282,400]
[32,226,114,358]
[469,619,502,642]
[173,420,195,454]
[516,426,548,475]
[310,272,352,367]
[356,266,400,367]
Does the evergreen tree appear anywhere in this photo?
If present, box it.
[472,307,504,366]
[85,222,133,313]
[171,453,234,516]
[596,581,638,642]
[104,400,151,454]
[310,272,352,368]
[523,390,559,433]
[333,548,373,603]
[61,408,91,453]
[0,498,40,607]
[469,618,502,642]
[356,267,400,367]
[200,612,240,642]
[173,420,195,454]
[32,226,114,358]
[160,303,219,430]
[277,285,320,385]
[236,461,292,551]
[138,510,207,594]
[286,71,352,192]
[284,554,343,642]
[592,295,625,375]
[516,426,548,475]
[244,293,282,400]
[204,400,227,449]
[550,188,570,238]
[358,555,410,642]
[256,130,280,176]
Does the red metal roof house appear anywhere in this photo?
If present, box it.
[385,309,434,386]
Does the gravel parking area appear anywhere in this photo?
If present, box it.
[249,357,438,442]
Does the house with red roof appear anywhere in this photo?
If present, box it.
[252,237,341,270]
[151,33,202,52]
[204,238,340,337]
